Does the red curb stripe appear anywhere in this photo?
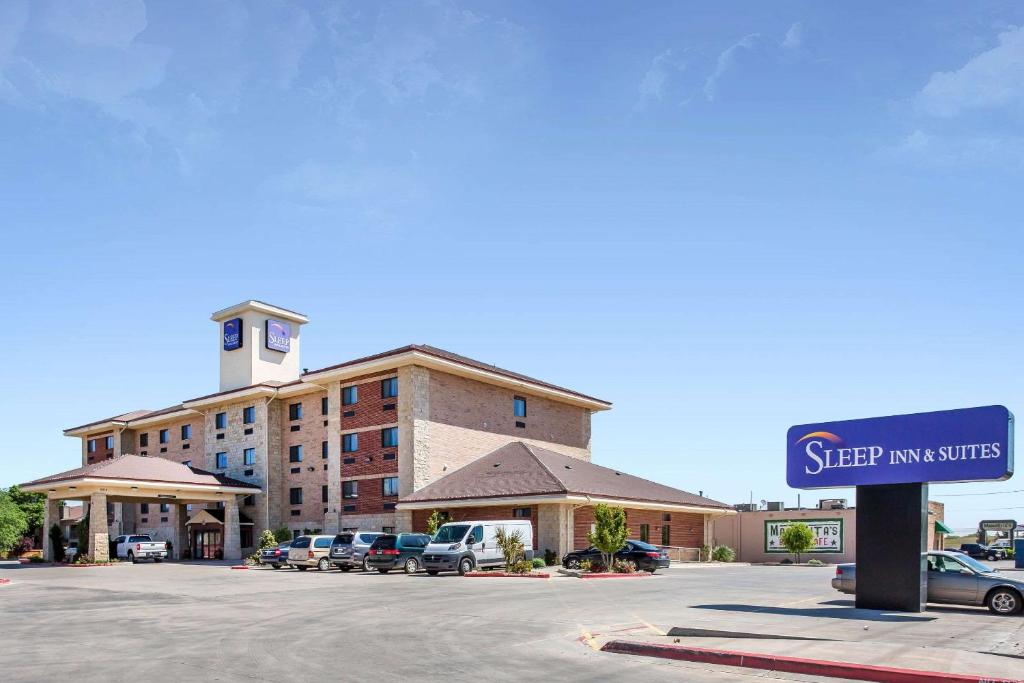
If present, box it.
[464,572,550,578]
[579,573,652,579]
[600,641,1023,683]
[0,578,11,585]
[230,565,249,570]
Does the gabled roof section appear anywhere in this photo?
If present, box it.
[21,455,261,492]
[400,442,731,509]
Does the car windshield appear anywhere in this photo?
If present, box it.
[334,534,353,545]
[630,540,660,551]
[291,537,310,548]
[433,524,470,543]
[128,536,152,542]
[956,555,994,573]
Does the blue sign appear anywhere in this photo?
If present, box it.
[223,318,243,351]
[787,405,1013,489]
[265,319,291,353]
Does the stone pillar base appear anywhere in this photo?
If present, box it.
[89,492,109,562]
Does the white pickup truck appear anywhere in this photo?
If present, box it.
[113,534,168,563]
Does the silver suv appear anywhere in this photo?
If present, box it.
[329,531,383,571]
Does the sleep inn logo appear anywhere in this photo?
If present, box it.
[265,319,291,352]
[223,318,242,351]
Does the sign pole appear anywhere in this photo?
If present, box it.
[854,483,928,612]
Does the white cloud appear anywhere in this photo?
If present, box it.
[884,128,1024,166]
[704,34,759,102]
[782,22,803,50]
[635,49,686,110]
[917,25,1024,117]
[39,0,148,49]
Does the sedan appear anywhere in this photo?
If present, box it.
[832,550,1024,615]
[562,540,670,573]
[259,543,291,569]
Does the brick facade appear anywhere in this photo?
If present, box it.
[411,505,539,548]
[573,506,705,550]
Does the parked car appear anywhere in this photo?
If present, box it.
[990,539,1012,551]
[832,550,1024,615]
[113,534,168,563]
[561,540,670,573]
[960,543,1006,561]
[287,535,335,571]
[259,542,291,568]
[329,531,383,571]
[365,533,432,574]
[64,540,79,561]
[422,520,534,575]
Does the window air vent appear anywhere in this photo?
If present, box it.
[183,443,190,450]
[290,425,300,432]
[383,403,396,411]
[383,453,396,461]
[343,410,355,418]
[160,448,167,453]
[323,420,329,427]
[515,421,526,428]
[216,433,225,440]
[290,467,300,474]
[244,428,253,435]
[244,469,254,476]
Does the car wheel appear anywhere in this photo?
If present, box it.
[272,564,281,569]
[340,566,351,572]
[377,568,389,574]
[404,557,419,575]
[988,554,997,561]
[317,558,330,572]
[154,558,162,563]
[297,566,308,572]
[128,552,137,564]
[458,557,474,576]
[987,588,1022,615]
[427,570,439,576]
[362,556,371,571]
[566,557,580,569]
[647,567,657,574]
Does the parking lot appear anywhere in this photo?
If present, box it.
[2,561,1023,682]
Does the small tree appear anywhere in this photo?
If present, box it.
[49,523,65,563]
[257,529,278,551]
[587,504,629,571]
[494,526,525,571]
[272,527,292,543]
[6,485,46,540]
[779,522,814,565]
[76,511,90,559]
[425,510,449,536]
[0,492,29,556]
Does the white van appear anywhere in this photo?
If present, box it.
[422,520,533,575]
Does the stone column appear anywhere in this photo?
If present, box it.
[325,381,342,534]
[174,504,189,560]
[89,492,110,562]
[394,508,413,534]
[397,365,430,497]
[223,496,241,561]
[42,497,60,561]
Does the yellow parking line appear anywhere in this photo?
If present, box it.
[634,616,665,636]
[579,626,601,651]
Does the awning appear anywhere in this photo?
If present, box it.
[935,520,954,535]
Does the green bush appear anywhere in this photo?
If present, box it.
[272,527,292,543]
[543,549,558,566]
[494,526,525,571]
[531,557,546,569]
[579,559,592,572]
[509,560,533,574]
[711,545,735,562]
[49,523,65,563]
[700,544,712,562]
[807,558,824,566]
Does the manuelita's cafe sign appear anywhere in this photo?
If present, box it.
[765,519,843,554]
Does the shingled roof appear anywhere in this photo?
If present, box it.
[400,442,730,509]
[21,455,261,491]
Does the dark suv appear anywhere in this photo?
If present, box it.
[959,543,1006,561]
[365,533,432,574]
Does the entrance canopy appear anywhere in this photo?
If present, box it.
[21,454,261,504]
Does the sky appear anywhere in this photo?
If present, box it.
[1,1,1022,532]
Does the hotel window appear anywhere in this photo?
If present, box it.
[639,524,650,543]
[381,427,398,448]
[342,433,358,453]
[104,435,114,449]
[242,406,255,424]
[322,485,328,503]
[512,507,531,518]
[661,525,671,546]
[216,452,227,469]
[321,396,329,415]
[181,424,192,440]
[342,481,358,499]
[159,429,169,444]
[382,526,395,534]
[215,412,226,430]
[288,402,302,420]
[513,396,527,418]
[381,377,398,399]
[382,477,399,497]
[160,503,170,513]
[289,488,303,505]
[139,433,148,448]
[289,445,303,463]
[321,441,329,459]
[140,503,149,514]
[662,513,671,522]
[87,439,96,453]
[342,385,358,405]
[243,448,255,466]
[243,495,255,506]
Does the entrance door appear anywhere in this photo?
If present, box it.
[193,529,223,559]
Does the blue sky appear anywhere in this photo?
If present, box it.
[1,1,1022,531]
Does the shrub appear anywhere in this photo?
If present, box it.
[257,529,278,551]
[272,527,292,543]
[12,536,34,556]
[587,503,629,570]
[28,556,46,563]
[588,561,607,573]
[49,523,65,563]
[779,523,814,564]
[579,559,592,572]
[711,545,736,562]
[531,557,546,569]
[544,549,558,566]
[807,559,824,566]
[612,559,637,574]
[76,511,90,558]
[426,510,449,536]
[509,560,533,574]
[494,526,525,571]
[700,544,712,562]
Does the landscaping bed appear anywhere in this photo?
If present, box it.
[464,571,550,578]
[558,568,653,579]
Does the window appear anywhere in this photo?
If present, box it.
[382,526,395,534]
[321,396,329,415]
[183,460,192,467]
[322,485,329,503]
[139,433,148,448]
[242,406,255,424]
[342,481,358,499]
[512,507,531,518]
[381,427,398,448]
[216,452,227,469]
[662,513,671,522]
[87,439,96,453]
[159,429,169,444]
[381,377,398,398]
[288,445,302,463]
[639,524,650,543]
[104,435,114,449]
[513,396,527,418]
[322,441,329,459]
[661,525,671,546]
[243,448,255,466]
[181,424,192,440]
[159,503,170,513]
[289,488,303,505]
[382,477,399,497]
[342,385,358,405]
[243,495,255,506]
[342,433,358,453]
[289,402,303,420]
[215,412,226,430]
[140,503,149,514]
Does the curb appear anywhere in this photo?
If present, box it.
[464,571,550,578]
[230,565,250,570]
[66,563,119,568]
[558,569,654,578]
[0,578,11,585]
[600,641,1023,683]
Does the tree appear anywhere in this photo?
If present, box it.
[257,529,278,551]
[76,511,90,559]
[0,491,29,555]
[494,526,525,571]
[6,485,45,538]
[779,522,814,564]
[425,510,449,536]
[272,527,292,543]
[587,503,629,571]
[49,523,65,563]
